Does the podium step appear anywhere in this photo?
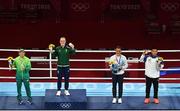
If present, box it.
[44,89,87,109]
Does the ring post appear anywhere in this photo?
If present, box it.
[49,51,53,78]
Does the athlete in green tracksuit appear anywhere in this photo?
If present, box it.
[12,49,32,105]
[50,37,76,96]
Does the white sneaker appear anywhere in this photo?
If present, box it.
[64,90,70,96]
[56,91,61,96]
[118,98,122,104]
[112,98,117,104]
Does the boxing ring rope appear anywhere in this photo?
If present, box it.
[0,76,179,80]
[0,49,180,53]
[1,67,180,71]
[48,59,180,62]
[0,58,180,62]
[0,49,180,81]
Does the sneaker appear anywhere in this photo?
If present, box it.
[118,98,122,104]
[56,90,61,96]
[18,100,24,105]
[27,100,33,105]
[64,90,70,96]
[112,98,117,104]
[154,98,160,104]
[144,98,150,104]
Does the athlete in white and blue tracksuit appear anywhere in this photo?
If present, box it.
[140,49,164,101]
[109,46,128,103]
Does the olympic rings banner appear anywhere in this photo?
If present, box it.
[67,0,94,21]
[158,0,180,24]
[160,0,180,13]
[0,0,180,22]
[70,2,90,13]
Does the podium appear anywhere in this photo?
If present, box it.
[44,89,87,109]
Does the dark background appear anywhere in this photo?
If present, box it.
[0,0,179,49]
[0,0,180,82]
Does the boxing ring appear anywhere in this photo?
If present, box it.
[0,49,180,109]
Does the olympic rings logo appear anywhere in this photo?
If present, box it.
[161,2,180,12]
[59,103,72,109]
[71,2,90,12]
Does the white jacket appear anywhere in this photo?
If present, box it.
[140,54,164,78]
[109,54,128,75]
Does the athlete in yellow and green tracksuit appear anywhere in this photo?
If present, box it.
[13,50,32,104]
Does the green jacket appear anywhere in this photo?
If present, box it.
[13,56,31,80]
[53,46,76,66]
